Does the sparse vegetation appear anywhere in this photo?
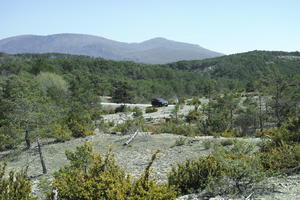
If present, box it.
[133,106,143,117]
[145,107,158,113]
[173,137,186,147]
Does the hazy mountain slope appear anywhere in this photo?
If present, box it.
[0,34,223,64]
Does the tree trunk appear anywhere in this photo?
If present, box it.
[25,129,31,149]
[259,95,264,131]
[37,138,47,174]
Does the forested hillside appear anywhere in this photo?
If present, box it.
[168,50,300,89]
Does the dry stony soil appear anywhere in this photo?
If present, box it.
[1,104,299,200]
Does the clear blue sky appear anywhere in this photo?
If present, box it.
[1,0,299,54]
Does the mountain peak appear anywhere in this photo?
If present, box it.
[0,34,223,64]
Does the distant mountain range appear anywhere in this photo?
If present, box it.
[0,33,223,64]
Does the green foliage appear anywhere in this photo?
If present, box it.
[145,107,158,113]
[0,72,58,149]
[258,114,300,174]
[220,139,234,146]
[113,118,144,134]
[212,142,265,194]
[36,72,69,102]
[0,163,37,200]
[185,109,201,122]
[260,142,300,173]
[0,125,22,150]
[276,114,300,144]
[168,155,225,195]
[67,111,95,138]
[158,121,197,136]
[173,137,186,147]
[65,143,95,172]
[168,141,265,196]
[112,80,136,103]
[133,107,143,118]
[187,97,201,106]
[53,122,72,142]
[115,105,130,113]
[50,144,176,200]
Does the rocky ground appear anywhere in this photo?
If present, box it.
[1,104,299,200]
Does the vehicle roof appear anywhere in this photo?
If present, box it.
[152,98,167,102]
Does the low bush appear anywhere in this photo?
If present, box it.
[186,97,201,106]
[185,109,201,122]
[159,121,197,136]
[273,114,300,145]
[67,112,95,138]
[213,142,265,194]
[220,139,234,146]
[260,142,300,173]
[168,141,265,196]
[115,105,131,113]
[113,118,144,134]
[0,163,37,200]
[213,130,236,138]
[145,107,158,113]
[133,106,143,117]
[50,144,176,200]
[53,122,72,142]
[173,137,186,147]
[168,155,225,195]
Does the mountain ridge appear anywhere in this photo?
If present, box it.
[0,33,223,64]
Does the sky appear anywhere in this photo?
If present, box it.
[1,0,300,54]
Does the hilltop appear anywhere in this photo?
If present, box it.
[0,34,223,64]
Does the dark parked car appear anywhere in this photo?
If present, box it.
[151,98,168,107]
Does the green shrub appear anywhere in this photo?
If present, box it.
[53,122,72,142]
[0,163,37,200]
[173,137,186,147]
[185,109,201,122]
[273,114,300,145]
[187,97,201,106]
[219,130,237,138]
[220,139,234,146]
[168,155,225,195]
[133,107,143,117]
[96,119,114,133]
[0,125,22,151]
[145,107,158,113]
[169,141,265,196]
[50,144,176,200]
[159,121,196,136]
[257,115,300,174]
[113,119,144,134]
[213,142,265,194]
[67,112,95,137]
[260,142,300,173]
[115,105,131,113]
